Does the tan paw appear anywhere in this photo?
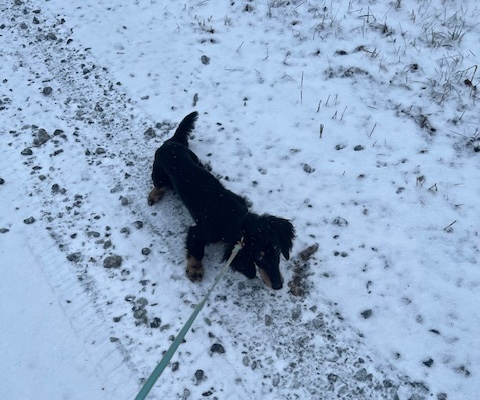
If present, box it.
[148,187,166,206]
[186,256,204,282]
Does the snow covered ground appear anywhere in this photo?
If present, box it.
[1,0,479,399]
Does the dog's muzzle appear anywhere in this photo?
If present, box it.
[259,268,283,290]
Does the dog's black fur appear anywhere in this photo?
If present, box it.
[148,112,295,290]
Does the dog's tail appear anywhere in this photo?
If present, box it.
[169,111,199,147]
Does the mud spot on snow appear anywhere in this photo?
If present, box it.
[103,254,123,268]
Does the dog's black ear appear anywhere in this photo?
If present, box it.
[268,216,295,260]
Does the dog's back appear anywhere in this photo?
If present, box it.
[153,111,248,243]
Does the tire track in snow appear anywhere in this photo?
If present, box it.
[1,5,144,397]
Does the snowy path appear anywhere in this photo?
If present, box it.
[0,218,129,399]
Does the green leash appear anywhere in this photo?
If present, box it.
[134,241,243,400]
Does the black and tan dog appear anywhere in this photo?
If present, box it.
[148,112,295,290]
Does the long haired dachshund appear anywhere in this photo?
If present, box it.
[148,112,295,290]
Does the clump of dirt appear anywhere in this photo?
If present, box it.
[288,243,318,297]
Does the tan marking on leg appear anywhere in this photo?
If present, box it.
[186,255,204,282]
[148,187,166,206]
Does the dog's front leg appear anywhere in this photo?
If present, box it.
[186,225,205,282]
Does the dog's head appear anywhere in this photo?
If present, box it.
[230,214,295,290]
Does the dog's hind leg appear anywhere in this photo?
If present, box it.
[148,186,166,206]
[148,150,172,205]
[186,225,205,282]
